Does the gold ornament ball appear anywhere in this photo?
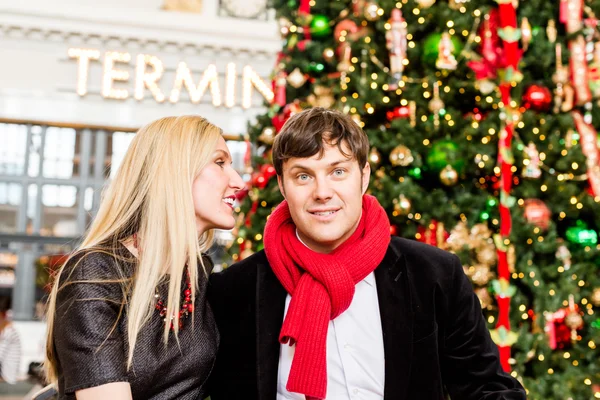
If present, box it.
[440,165,458,186]
[364,1,380,21]
[389,145,414,167]
[369,147,381,165]
[307,85,335,108]
[259,127,276,145]
[591,288,600,307]
[477,79,496,95]
[428,97,445,114]
[394,194,412,215]
[564,312,583,330]
[286,68,307,89]
[416,0,436,8]
[323,48,335,62]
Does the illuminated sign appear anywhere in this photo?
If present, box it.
[68,47,274,108]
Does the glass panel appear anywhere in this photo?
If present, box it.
[84,187,94,212]
[34,242,76,319]
[43,127,76,179]
[226,140,249,174]
[26,184,38,233]
[110,131,135,178]
[0,123,28,176]
[0,183,20,233]
[27,125,43,178]
[41,184,79,236]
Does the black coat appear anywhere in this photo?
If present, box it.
[207,237,526,400]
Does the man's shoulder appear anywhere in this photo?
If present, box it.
[209,250,269,286]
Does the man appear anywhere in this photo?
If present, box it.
[208,107,526,400]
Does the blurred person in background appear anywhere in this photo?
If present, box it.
[0,295,21,384]
[43,116,244,400]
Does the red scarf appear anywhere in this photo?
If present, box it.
[263,195,391,399]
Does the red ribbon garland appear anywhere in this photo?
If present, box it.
[495,0,521,372]
[560,0,593,105]
[299,0,311,41]
[559,0,599,195]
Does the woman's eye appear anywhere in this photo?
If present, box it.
[216,161,225,168]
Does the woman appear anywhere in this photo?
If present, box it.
[44,116,244,399]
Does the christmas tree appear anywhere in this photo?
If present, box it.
[229,0,600,397]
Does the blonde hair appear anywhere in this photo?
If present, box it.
[44,115,222,383]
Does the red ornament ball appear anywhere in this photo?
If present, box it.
[386,106,411,121]
[522,85,552,111]
[523,199,551,230]
[260,164,277,181]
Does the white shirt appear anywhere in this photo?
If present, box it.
[277,271,385,400]
[0,324,21,384]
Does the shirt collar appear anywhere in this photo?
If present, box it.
[362,272,376,287]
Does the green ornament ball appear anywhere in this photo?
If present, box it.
[566,221,598,245]
[486,198,498,208]
[426,139,465,174]
[408,167,422,179]
[310,15,331,37]
[308,62,325,73]
[422,33,463,67]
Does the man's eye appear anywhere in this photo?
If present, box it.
[298,174,309,181]
[333,169,345,176]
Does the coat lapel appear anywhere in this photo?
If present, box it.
[255,259,287,400]
[375,244,413,400]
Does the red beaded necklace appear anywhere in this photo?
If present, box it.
[132,233,193,331]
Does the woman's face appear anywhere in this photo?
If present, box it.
[193,136,245,234]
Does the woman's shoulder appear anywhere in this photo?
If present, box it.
[61,244,133,283]
[200,253,214,272]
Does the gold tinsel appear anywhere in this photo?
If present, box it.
[465,264,493,286]
[590,287,600,307]
[475,287,493,309]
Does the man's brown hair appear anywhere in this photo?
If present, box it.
[272,107,370,176]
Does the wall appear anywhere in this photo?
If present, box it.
[0,0,280,133]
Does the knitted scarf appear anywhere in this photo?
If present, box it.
[263,194,391,399]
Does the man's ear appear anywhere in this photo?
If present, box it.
[277,175,286,198]
[361,162,371,195]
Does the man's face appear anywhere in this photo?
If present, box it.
[278,141,370,254]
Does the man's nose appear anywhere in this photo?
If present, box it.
[313,176,333,201]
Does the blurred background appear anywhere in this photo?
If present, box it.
[0,0,278,396]
[2,0,600,398]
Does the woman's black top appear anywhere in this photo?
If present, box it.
[52,243,218,399]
